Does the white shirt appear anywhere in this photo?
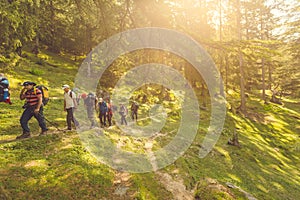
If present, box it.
[64,90,76,109]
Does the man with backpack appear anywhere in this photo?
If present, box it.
[16,81,48,139]
[119,103,128,125]
[98,98,108,127]
[0,73,12,105]
[131,101,139,122]
[83,92,97,128]
[62,84,79,130]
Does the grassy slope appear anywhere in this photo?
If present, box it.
[171,97,300,200]
[0,51,299,199]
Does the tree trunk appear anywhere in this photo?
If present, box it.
[225,55,229,94]
[219,0,225,97]
[49,0,56,51]
[260,4,266,103]
[262,58,266,103]
[239,51,246,112]
[87,53,91,78]
[32,0,40,56]
[219,54,225,97]
[33,35,39,56]
[237,0,246,113]
[268,65,272,90]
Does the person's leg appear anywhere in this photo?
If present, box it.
[99,113,104,125]
[103,112,106,126]
[91,116,96,127]
[87,108,96,127]
[33,107,48,134]
[18,107,34,138]
[20,107,34,133]
[108,114,112,126]
[121,114,124,125]
[71,108,79,127]
[131,111,134,120]
[124,116,127,125]
[66,108,72,130]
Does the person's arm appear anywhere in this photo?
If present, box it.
[94,99,98,110]
[63,93,66,111]
[72,92,78,108]
[131,103,134,111]
[34,90,43,114]
[20,88,26,100]
[64,99,66,111]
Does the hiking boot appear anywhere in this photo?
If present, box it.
[16,132,31,139]
[39,130,47,136]
[64,128,72,132]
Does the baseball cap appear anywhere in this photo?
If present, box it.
[62,84,70,89]
[22,81,36,86]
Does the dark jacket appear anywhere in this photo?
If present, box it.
[98,101,108,114]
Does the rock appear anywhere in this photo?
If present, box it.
[226,182,257,200]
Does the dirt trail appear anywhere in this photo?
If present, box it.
[111,172,133,200]
[110,131,194,200]
[145,132,194,200]
[155,171,194,200]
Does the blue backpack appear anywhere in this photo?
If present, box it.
[0,78,9,102]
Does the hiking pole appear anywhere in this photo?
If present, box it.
[37,112,65,132]
[44,116,64,132]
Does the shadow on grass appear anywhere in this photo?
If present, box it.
[0,133,114,200]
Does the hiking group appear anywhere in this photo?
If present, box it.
[85,95,138,128]
[0,77,139,139]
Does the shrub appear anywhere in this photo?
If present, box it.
[29,68,44,76]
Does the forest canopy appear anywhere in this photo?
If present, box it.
[0,0,299,108]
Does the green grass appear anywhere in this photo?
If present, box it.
[0,50,300,199]
[166,95,300,200]
[131,173,173,199]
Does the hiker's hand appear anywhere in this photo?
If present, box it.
[20,88,26,97]
[34,108,40,114]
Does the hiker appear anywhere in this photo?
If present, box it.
[16,81,48,139]
[83,92,97,128]
[119,103,127,125]
[72,87,81,105]
[0,73,12,105]
[131,101,139,122]
[98,98,107,127]
[107,99,113,127]
[62,84,79,130]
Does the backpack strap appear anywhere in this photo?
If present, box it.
[33,87,37,95]
[33,87,41,95]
